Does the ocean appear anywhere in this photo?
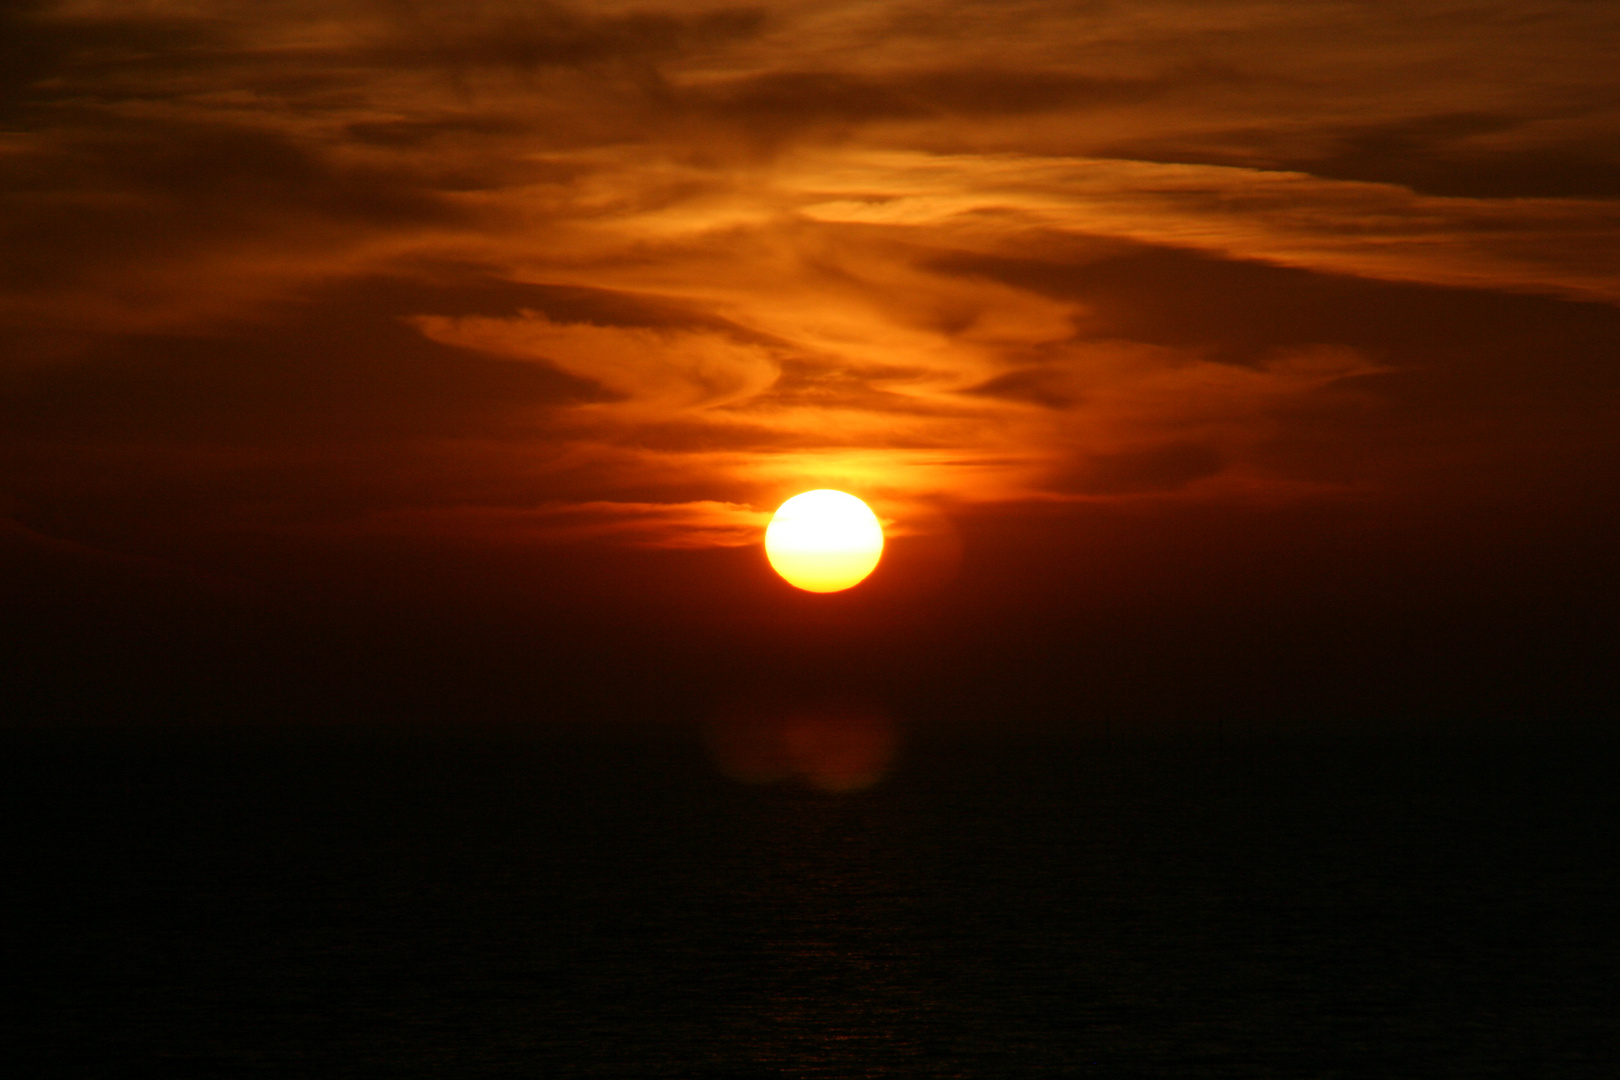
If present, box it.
[6,720,1616,1077]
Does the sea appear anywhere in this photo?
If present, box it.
[6,719,1617,1078]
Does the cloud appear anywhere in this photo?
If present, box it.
[0,274,615,443]
[409,311,780,409]
[1106,109,1620,200]
[2,0,1617,567]
[369,0,765,75]
[1062,442,1225,496]
[674,63,1220,142]
[789,150,1620,303]
[328,499,772,549]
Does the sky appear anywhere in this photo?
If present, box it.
[3,0,1617,730]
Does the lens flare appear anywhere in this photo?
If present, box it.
[764,489,884,592]
[706,698,898,792]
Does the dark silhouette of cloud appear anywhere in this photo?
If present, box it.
[963,366,1078,409]
[371,0,765,75]
[681,64,1221,135]
[1109,109,1620,199]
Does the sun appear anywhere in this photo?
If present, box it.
[765,490,885,593]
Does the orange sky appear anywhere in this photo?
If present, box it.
[3,0,1618,725]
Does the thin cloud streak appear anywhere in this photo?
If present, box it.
[788,151,1620,302]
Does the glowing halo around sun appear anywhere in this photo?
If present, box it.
[764,489,885,593]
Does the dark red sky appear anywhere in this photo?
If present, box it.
[3,0,1616,730]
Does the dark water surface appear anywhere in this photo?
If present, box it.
[6,722,1617,1077]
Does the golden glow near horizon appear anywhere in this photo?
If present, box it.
[764,490,884,593]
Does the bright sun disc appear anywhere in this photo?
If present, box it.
[765,490,884,593]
